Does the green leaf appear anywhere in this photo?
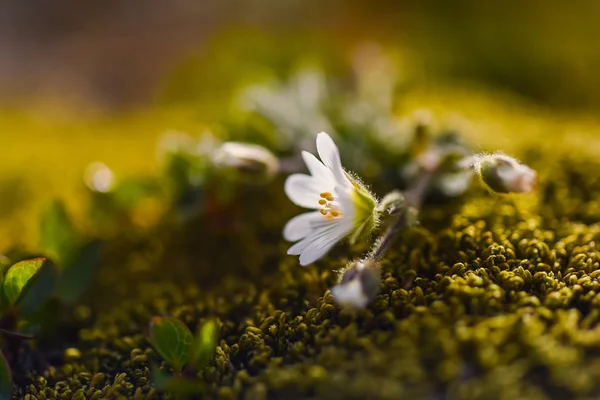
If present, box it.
[151,369,204,395]
[190,320,219,370]
[149,317,193,372]
[40,200,78,265]
[56,240,103,304]
[3,258,45,306]
[0,351,12,400]
[17,259,58,317]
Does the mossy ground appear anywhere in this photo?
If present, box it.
[7,86,600,399]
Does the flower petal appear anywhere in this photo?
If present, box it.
[301,151,332,182]
[284,174,325,209]
[316,132,348,185]
[283,211,322,242]
[287,221,339,255]
[298,240,337,266]
[287,218,354,265]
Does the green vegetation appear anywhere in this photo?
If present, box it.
[3,36,600,400]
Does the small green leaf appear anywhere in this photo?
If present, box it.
[40,200,78,265]
[151,369,204,395]
[17,259,58,317]
[149,317,193,372]
[191,320,219,370]
[3,258,45,306]
[56,240,103,304]
[0,351,12,400]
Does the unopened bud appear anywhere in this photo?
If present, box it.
[212,142,279,183]
[472,153,536,194]
[331,259,381,308]
[377,190,406,215]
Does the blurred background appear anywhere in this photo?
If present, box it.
[1,0,600,245]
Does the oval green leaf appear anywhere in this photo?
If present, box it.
[17,259,58,317]
[0,351,12,400]
[3,258,45,306]
[191,320,219,370]
[149,317,193,372]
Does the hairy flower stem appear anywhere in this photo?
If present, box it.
[371,170,434,260]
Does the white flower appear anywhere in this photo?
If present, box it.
[283,132,378,266]
[331,259,381,308]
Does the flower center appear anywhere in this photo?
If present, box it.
[318,192,343,220]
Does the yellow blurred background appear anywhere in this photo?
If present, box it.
[2,0,600,246]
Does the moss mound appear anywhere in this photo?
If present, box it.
[8,136,600,400]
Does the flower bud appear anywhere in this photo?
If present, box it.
[472,153,536,194]
[377,190,406,215]
[212,142,279,183]
[331,259,381,308]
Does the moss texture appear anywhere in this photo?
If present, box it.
[8,137,600,400]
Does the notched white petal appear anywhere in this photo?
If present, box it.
[288,220,350,265]
[288,221,340,255]
[283,211,322,242]
[316,132,346,184]
[298,239,337,266]
[301,150,332,182]
[299,224,353,266]
[284,174,323,209]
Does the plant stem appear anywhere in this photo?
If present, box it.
[371,208,409,260]
[371,170,434,260]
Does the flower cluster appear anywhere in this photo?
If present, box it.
[282,131,537,308]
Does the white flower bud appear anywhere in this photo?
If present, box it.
[212,142,279,183]
[471,153,536,194]
[331,259,381,308]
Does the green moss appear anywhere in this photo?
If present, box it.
[5,47,600,399]
[6,146,600,400]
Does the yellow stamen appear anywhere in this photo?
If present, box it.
[317,191,343,220]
